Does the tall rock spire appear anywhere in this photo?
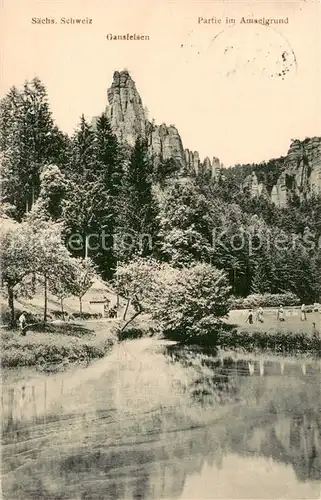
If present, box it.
[107,70,147,146]
[105,69,221,174]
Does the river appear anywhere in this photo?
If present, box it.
[1,339,321,499]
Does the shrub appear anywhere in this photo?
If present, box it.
[70,312,102,320]
[114,258,231,344]
[0,307,49,327]
[52,310,69,319]
[231,292,300,309]
[151,263,231,343]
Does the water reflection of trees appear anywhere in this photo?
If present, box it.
[2,347,321,499]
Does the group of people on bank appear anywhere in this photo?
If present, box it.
[245,303,319,325]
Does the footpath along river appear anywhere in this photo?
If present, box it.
[1,338,321,499]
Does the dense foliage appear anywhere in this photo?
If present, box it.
[231,293,300,309]
[0,216,97,325]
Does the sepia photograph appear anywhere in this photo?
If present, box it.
[1,0,321,498]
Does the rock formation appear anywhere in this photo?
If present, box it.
[241,138,321,206]
[106,70,147,146]
[270,173,288,207]
[211,157,222,181]
[184,150,222,179]
[106,70,186,168]
[271,137,321,206]
[185,149,200,175]
[243,171,269,200]
[147,123,186,167]
[105,71,321,201]
[105,70,221,176]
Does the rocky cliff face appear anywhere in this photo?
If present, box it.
[106,70,221,178]
[271,137,321,206]
[241,138,321,205]
[147,122,186,167]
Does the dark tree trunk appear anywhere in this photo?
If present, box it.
[123,298,130,320]
[79,297,83,317]
[44,276,48,323]
[116,294,120,318]
[31,273,36,295]
[120,297,142,332]
[60,298,65,320]
[120,308,142,333]
[7,284,15,327]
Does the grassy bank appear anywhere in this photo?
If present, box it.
[1,320,118,369]
[228,308,320,335]
[159,308,321,355]
[217,328,321,356]
[112,312,321,356]
[221,308,321,355]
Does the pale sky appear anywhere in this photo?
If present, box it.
[1,0,320,166]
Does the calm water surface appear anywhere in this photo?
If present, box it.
[2,339,321,499]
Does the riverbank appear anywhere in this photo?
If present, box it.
[2,308,320,369]
[1,320,118,369]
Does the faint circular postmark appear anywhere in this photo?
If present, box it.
[209,24,297,79]
[180,23,297,80]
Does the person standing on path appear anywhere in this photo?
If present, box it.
[301,303,307,321]
[18,312,27,335]
[245,309,254,325]
[277,305,285,322]
[257,306,264,323]
[312,322,320,338]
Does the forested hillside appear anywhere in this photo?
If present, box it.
[1,75,321,308]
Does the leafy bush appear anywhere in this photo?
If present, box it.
[70,312,102,320]
[151,263,231,342]
[0,307,50,326]
[114,258,232,343]
[52,310,69,319]
[231,292,300,309]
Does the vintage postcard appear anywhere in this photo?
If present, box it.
[1,0,320,498]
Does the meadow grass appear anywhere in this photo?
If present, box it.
[1,320,118,368]
[223,308,321,355]
[228,308,320,334]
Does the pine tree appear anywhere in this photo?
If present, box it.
[66,114,95,183]
[63,114,124,279]
[251,259,272,294]
[63,116,100,258]
[0,78,68,219]
[117,138,159,262]
[92,114,124,278]
[34,164,68,220]
[94,114,123,196]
